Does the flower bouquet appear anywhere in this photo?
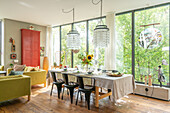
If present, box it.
[78,52,93,66]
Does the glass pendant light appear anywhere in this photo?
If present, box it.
[62,8,81,50]
[67,29,80,50]
[92,0,110,48]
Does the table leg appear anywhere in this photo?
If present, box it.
[95,86,99,107]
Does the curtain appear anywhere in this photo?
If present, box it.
[104,13,116,70]
[46,26,53,69]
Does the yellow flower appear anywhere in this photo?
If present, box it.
[91,54,94,57]
[87,55,92,61]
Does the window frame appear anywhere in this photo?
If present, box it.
[116,2,170,87]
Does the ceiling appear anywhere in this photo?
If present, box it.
[0,0,169,26]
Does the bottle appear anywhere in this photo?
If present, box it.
[145,75,147,85]
[148,74,152,86]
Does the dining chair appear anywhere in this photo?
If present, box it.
[50,72,65,99]
[61,74,79,104]
[75,76,95,110]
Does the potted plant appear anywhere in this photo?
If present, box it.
[54,62,57,67]
[9,63,14,68]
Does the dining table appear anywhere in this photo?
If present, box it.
[47,68,136,107]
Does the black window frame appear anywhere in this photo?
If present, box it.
[116,2,170,87]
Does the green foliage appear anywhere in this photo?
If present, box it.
[61,25,72,67]
[116,5,169,85]
[53,62,57,67]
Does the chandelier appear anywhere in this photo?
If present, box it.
[62,8,81,50]
[92,0,110,48]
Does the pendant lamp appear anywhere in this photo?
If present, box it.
[92,0,110,48]
[62,8,81,50]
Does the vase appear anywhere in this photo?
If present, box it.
[43,56,49,73]
[86,64,88,72]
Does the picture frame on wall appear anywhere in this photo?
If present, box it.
[40,47,45,56]
[10,54,17,59]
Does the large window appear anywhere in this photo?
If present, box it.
[135,5,169,86]
[52,27,60,66]
[73,22,87,67]
[61,25,72,67]
[89,18,106,68]
[116,13,132,74]
[116,4,170,87]
[52,18,106,68]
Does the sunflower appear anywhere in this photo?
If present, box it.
[91,54,94,57]
[87,55,92,61]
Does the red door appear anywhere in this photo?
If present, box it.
[21,29,40,67]
[31,31,40,66]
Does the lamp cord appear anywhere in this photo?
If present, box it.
[92,0,104,25]
[62,8,75,23]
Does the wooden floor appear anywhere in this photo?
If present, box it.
[0,85,170,113]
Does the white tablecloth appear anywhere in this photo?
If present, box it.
[48,69,136,102]
[94,74,136,102]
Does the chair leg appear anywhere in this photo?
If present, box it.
[100,87,102,92]
[80,92,82,101]
[57,84,62,99]
[67,89,69,95]
[76,90,79,105]
[85,92,91,110]
[50,83,54,96]
[108,89,111,99]
[69,88,74,104]
[62,87,65,100]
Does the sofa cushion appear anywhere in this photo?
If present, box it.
[13,64,26,71]
[9,70,24,76]
[24,66,39,72]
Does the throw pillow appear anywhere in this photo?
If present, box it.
[8,70,24,76]
[24,67,28,72]
[25,66,39,72]
[33,67,39,71]
[26,67,34,72]
[13,64,26,71]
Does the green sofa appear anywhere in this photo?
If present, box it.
[7,68,46,87]
[0,75,31,102]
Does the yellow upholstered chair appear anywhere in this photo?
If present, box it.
[0,66,4,71]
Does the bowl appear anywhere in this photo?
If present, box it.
[87,72,92,74]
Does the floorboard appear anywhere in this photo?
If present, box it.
[0,85,170,113]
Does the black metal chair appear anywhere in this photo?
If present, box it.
[76,76,95,110]
[50,72,65,99]
[61,74,79,104]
